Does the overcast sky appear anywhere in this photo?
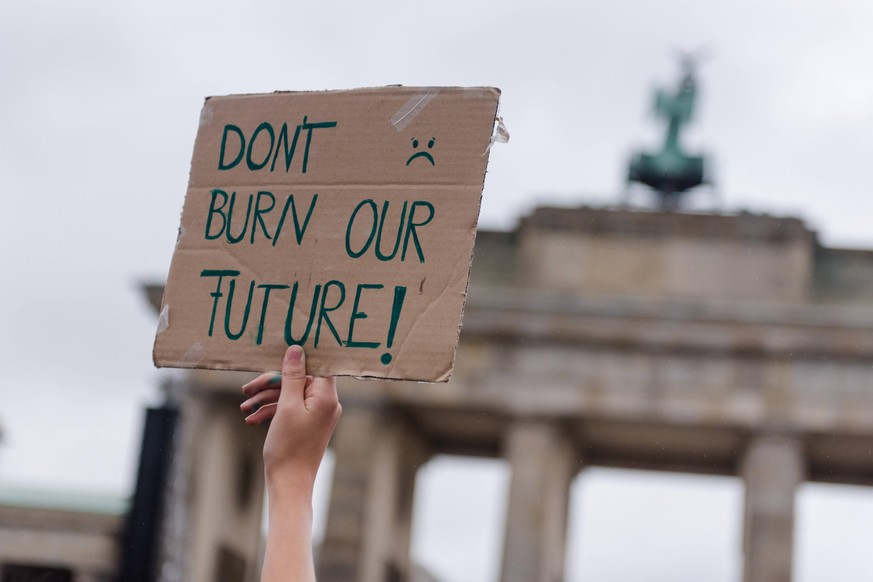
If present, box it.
[3,0,873,579]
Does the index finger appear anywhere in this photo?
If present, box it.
[242,372,282,397]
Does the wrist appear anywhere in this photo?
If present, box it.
[266,468,317,504]
[266,479,314,536]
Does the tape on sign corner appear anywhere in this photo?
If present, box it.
[199,103,214,127]
[460,87,490,99]
[156,305,170,335]
[482,115,510,155]
[177,342,205,367]
[390,88,441,132]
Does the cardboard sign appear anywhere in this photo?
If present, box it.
[153,87,500,382]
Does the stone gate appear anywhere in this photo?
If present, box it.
[152,206,873,582]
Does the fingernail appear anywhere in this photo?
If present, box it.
[268,374,282,385]
[287,345,303,361]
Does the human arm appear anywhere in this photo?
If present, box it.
[240,345,342,582]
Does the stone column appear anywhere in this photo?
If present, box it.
[741,434,805,582]
[156,379,267,582]
[318,403,430,582]
[500,419,580,582]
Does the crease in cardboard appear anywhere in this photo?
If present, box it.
[176,245,250,275]
[156,305,170,335]
[390,88,440,132]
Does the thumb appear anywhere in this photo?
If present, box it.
[279,345,307,404]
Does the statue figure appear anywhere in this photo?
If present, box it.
[626,53,711,210]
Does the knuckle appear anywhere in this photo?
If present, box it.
[281,368,307,380]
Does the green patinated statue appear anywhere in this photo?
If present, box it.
[627,54,710,210]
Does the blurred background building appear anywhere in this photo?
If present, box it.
[130,199,873,582]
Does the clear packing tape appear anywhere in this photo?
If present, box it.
[485,115,510,154]
[389,88,508,154]
[390,88,440,132]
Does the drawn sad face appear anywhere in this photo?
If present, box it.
[406,136,436,166]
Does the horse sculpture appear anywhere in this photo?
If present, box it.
[627,54,711,210]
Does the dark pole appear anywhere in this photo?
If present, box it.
[119,405,179,582]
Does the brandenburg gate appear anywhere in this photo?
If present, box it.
[151,206,873,582]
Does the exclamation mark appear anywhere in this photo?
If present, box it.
[380,286,407,365]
